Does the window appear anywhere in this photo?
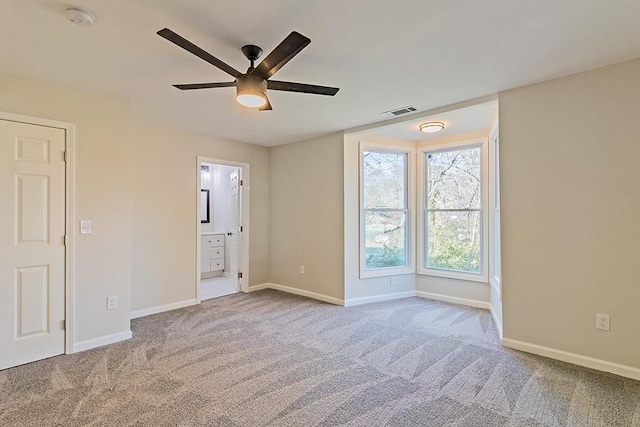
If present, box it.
[360,144,413,277]
[490,128,502,290]
[419,138,488,282]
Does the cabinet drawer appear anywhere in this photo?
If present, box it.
[210,247,224,259]
[210,259,224,271]
[207,235,224,247]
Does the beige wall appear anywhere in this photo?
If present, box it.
[499,58,640,368]
[131,122,269,311]
[6,55,639,373]
[0,72,133,342]
[0,71,270,345]
[269,133,344,300]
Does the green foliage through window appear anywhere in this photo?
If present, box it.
[363,150,408,270]
[426,147,481,273]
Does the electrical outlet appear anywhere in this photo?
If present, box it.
[300,265,305,275]
[107,296,118,310]
[80,220,92,234]
[596,313,610,331]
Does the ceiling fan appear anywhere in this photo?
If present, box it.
[157,28,339,110]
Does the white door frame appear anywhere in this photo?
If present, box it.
[196,156,250,303]
[0,111,76,355]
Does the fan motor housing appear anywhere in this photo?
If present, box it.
[236,74,267,93]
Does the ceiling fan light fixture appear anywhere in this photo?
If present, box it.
[236,91,267,108]
[419,122,445,133]
[158,28,339,111]
[236,75,267,108]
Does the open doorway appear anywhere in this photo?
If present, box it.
[197,157,249,302]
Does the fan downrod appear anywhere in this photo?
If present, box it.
[241,44,263,69]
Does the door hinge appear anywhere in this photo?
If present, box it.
[238,272,243,279]
[239,179,243,186]
[63,151,68,162]
[63,235,68,246]
[62,319,66,330]
[240,226,243,232]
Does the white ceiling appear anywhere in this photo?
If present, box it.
[1,1,639,147]
[367,102,497,141]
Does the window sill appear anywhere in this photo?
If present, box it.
[418,268,488,284]
[360,266,414,279]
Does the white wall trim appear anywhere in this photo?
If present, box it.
[344,291,416,307]
[416,291,490,309]
[73,330,132,353]
[250,284,491,310]
[247,283,270,292]
[490,304,503,339]
[0,111,77,355]
[196,157,251,304]
[247,283,345,306]
[489,276,501,299]
[501,338,640,381]
[130,299,197,319]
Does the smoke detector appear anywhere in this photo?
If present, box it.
[65,7,95,26]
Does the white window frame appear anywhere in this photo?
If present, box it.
[489,127,502,295]
[359,141,415,279]
[417,137,489,283]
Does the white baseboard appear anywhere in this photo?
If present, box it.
[501,338,640,381]
[73,330,132,353]
[344,291,416,307]
[416,291,490,310]
[250,285,491,310]
[130,299,197,320]
[248,283,344,306]
[248,283,270,292]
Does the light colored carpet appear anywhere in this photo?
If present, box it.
[1,290,639,426]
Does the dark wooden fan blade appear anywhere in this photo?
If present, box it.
[158,28,241,78]
[258,96,273,111]
[252,31,310,79]
[267,80,339,96]
[173,82,236,90]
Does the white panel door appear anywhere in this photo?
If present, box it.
[0,119,66,370]
[229,169,240,291]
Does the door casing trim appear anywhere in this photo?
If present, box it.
[0,111,76,355]
[196,157,250,302]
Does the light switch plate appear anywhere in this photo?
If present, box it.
[80,220,92,234]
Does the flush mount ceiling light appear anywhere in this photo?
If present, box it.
[65,7,95,26]
[419,122,445,133]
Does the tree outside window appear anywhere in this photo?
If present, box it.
[425,146,482,273]
[362,150,408,270]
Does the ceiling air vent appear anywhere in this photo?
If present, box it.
[382,106,417,117]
